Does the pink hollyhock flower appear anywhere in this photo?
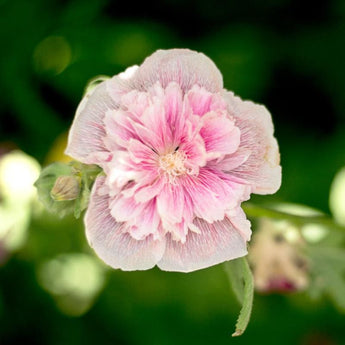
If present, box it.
[66,49,281,272]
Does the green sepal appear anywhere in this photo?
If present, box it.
[35,161,101,219]
[35,162,77,217]
[83,75,110,96]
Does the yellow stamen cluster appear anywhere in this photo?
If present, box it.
[159,150,187,182]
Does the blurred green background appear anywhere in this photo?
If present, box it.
[1,0,345,344]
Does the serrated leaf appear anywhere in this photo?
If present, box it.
[224,257,254,336]
[308,245,345,312]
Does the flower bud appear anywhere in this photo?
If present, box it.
[35,162,78,217]
[35,161,101,218]
[50,175,80,201]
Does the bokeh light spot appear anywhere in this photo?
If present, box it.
[329,167,345,226]
[0,151,40,252]
[38,253,106,316]
[0,150,40,203]
[33,36,72,75]
[301,223,328,243]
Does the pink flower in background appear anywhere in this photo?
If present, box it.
[66,49,281,272]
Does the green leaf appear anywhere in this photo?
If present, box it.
[308,245,345,312]
[224,256,254,337]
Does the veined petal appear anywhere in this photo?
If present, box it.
[213,149,251,172]
[121,90,150,118]
[224,92,282,194]
[157,217,248,272]
[184,184,225,223]
[134,177,164,203]
[180,134,207,174]
[163,82,185,145]
[104,109,137,149]
[85,177,165,270]
[127,199,161,240]
[187,85,228,116]
[226,207,252,241]
[164,82,183,124]
[102,151,138,195]
[141,100,173,149]
[201,111,240,159]
[129,101,174,153]
[164,220,189,243]
[183,168,249,223]
[110,193,145,222]
[128,139,157,164]
[157,184,185,224]
[133,49,223,93]
[107,73,136,103]
[66,79,129,163]
[187,85,213,115]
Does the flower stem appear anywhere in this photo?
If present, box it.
[242,203,345,233]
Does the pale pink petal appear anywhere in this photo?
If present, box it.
[182,168,249,223]
[128,139,157,164]
[187,85,228,116]
[127,199,161,240]
[106,73,135,103]
[212,149,251,172]
[164,220,189,243]
[179,134,207,174]
[66,79,129,163]
[134,178,164,203]
[110,193,145,222]
[140,101,172,148]
[180,115,199,143]
[163,82,185,145]
[101,152,139,196]
[129,102,174,153]
[184,183,225,223]
[121,168,160,199]
[209,93,228,111]
[157,184,184,224]
[118,65,139,80]
[157,217,248,272]
[212,168,252,202]
[226,207,252,241]
[133,49,223,93]
[224,92,282,194]
[104,109,139,149]
[120,89,150,118]
[187,85,213,115]
[163,83,183,124]
[85,177,165,270]
[201,112,240,159]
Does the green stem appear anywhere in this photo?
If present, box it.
[242,203,345,233]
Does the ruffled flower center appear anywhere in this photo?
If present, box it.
[101,82,251,242]
[159,149,188,183]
